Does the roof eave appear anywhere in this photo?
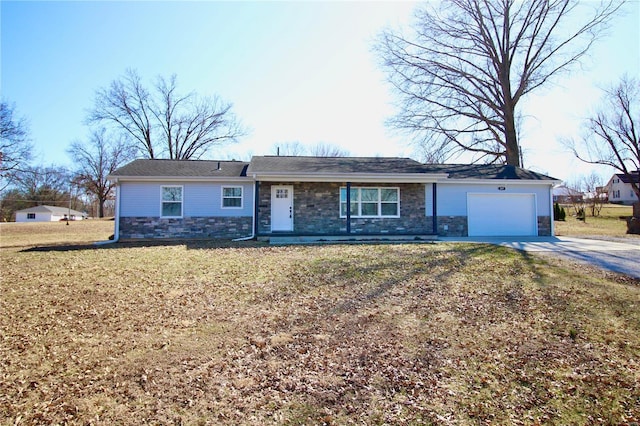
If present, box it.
[107,175,249,182]
[442,178,561,185]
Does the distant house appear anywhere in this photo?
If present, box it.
[107,156,560,241]
[15,205,87,222]
[592,186,609,202]
[552,185,583,204]
[606,171,640,205]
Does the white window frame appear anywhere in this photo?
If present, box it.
[160,185,183,218]
[27,213,36,220]
[339,187,400,218]
[221,186,243,209]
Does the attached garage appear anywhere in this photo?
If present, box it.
[467,193,537,237]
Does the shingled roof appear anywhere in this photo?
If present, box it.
[613,171,640,184]
[422,164,557,181]
[109,159,249,179]
[248,157,557,180]
[17,205,86,216]
[247,156,428,174]
[109,157,558,181]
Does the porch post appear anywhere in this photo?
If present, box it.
[346,182,351,234]
[254,181,260,236]
[432,183,437,234]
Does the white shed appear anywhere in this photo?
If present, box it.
[15,205,87,222]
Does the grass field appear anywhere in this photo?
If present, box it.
[0,220,115,249]
[554,204,638,239]
[1,222,639,424]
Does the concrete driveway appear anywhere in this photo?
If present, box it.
[440,236,640,279]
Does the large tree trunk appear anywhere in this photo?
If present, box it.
[98,197,106,218]
[504,108,521,167]
[626,202,640,234]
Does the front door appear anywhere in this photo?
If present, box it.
[271,185,294,232]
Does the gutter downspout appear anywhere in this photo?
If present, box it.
[232,181,257,241]
[95,180,120,245]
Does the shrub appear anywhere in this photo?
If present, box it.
[554,203,567,221]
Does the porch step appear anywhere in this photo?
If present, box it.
[267,234,438,245]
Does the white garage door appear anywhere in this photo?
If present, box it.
[467,193,537,237]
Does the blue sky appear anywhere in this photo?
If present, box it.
[1,1,638,183]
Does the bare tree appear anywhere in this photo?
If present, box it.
[568,76,639,216]
[0,165,86,220]
[271,141,307,156]
[0,188,25,221]
[0,101,32,190]
[88,70,155,158]
[564,178,586,218]
[68,129,136,218]
[308,143,350,157]
[582,172,606,217]
[271,141,350,157]
[12,165,71,207]
[87,69,246,160]
[566,172,606,218]
[377,0,622,166]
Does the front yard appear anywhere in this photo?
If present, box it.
[0,222,638,424]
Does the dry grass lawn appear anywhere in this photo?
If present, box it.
[1,222,639,425]
[0,220,114,249]
[555,204,639,239]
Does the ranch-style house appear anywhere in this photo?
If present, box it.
[107,156,559,241]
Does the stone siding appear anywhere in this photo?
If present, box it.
[436,216,553,237]
[258,182,433,235]
[119,216,252,240]
[437,216,468,237]
[537,216,551,236]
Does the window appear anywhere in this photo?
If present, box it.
[27,213,36,220]
[340,187,400,218]
[222,186,243,208]
[613,190,620,199]
[161,186,183,217]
